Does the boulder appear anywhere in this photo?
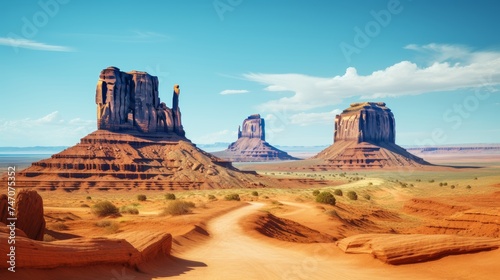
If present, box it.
[15,189,45,241]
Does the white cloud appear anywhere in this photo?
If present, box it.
[289,109,342,126]
[219,89,249,95]
[0,112,94,146]
[244,44,500,112]
[194,129,237,144]
[0,37,74,52]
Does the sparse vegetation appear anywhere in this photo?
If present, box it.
[466,185,472,189]
[165,193,176,200]
[312,190,320,196]
[429,179,435,183]
[368,182,373,186]
[346,191,358,201]
[224,193,241,201]
[324,209,340,218]
[271,200,283,206]
[315,191,336,206]
[86,196,92,200]
[207,194,217,201]
[363,194,371,200]
[137,194,147,201]
[80,203,90,208]
[251,191,259,196]
[43,234,56,242]
[161,200,196,216]
[95,220,120,233]
[333,189,343,196]
[49,222,68,231]
[91,201,120,217]
[120,205,139,215]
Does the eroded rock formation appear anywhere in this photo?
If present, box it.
[337,233,500,265]
[15,189,45,241]
[213,114,298,162]
[0,194,8,225]
[96,67,184,136]
[5,67,277,190]
[314,102,429,169]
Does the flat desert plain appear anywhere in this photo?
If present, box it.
[1,153,500,280]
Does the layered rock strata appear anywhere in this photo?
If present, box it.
[314,102,429,169]
[3,67,273,190]
[213,114,298,162]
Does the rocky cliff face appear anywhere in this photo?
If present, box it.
[314,102,429,169]
[15,190,45,241]
[238,114,265,141]
[213,114,297,162]
[334,102,395,144]
[96,67,184,136]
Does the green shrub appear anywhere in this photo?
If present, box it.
[333,189,343,196]
[91,201,120,217]
[137,194,147,201]
[429,179,435,183]
[224,193,240,201]
[315,192,336,206]
[346,191,358,201]
[450,185,455,189]
[368,182,373,186]
[165,193,176,200]
[95,220,120,233]
[120,206,139,215]
[251,191,259,196]
[466,185,472,189]
[161,200,196,216]
[86,196,92,200]
[312,190,320,196]
[363,194,371,200]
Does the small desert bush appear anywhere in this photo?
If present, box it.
[165,193,176,200]
[49,222,68,231]
[466,185,472,189]
[251,191,259,196]
[363,194,371,200]
[312,190,320,196]
[224,193,240,201]
[95,220,120,233]
[450,185,456,189]
[271,200,283,206]
[91,201,119,217]
[207,194,217,201]
[333,189,343,196]
[161,200,196,216]
[86,196,92,200]
[43,234,56,242]
[346,191,358,201]
[80,203,90,208]
[315,191,336,206]
[120,205,139,215]
[429,179,435,183]
[137,194,147,201]
[324,209,340,218]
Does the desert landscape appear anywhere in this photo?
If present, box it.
[2,2,500,279]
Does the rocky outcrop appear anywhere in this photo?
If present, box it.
[15,190,45,241]
[337,233,500,265]
[334,102,395,143]
[213,114,298,162]
[96,67,184,136]
[238,114,265,140]
[0,231,172,269]
[0,194,7,225]
[5,67,276,191]
[314,102,429,169]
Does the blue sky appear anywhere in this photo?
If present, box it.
[1,0,499,147]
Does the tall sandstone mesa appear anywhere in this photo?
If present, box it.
[8,67,274,191]
[314,102,429,169]
[213,114,298,162]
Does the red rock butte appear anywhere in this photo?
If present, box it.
[212,114,298,162]
[8,67,272,191]
[313,102,430,169]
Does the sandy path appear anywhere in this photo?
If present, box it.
[151,202,436,280]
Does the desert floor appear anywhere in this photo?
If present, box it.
[1,154,500,279]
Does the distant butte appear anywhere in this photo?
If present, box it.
[8,67,273,191]
[212,114,298,162]
[313,102,430,169]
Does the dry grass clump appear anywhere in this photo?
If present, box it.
[161,200,196,216]
[120,205,139,215]
[91,201,120,217]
